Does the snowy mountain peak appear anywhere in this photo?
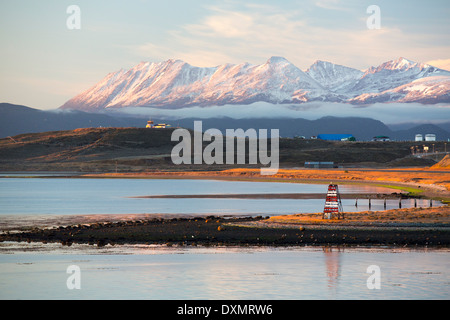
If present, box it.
[59,56,450,111]
[308,60,334,68]
[366,57,434,74]
[388,57,417,69]
[60,57,329,111]
[306,60,363,91]
[348,57,450,96]
[135,61,151,67]
[266,56,290,65]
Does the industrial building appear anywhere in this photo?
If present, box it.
[415,133,436,141]
[317,134,355,141]
[304,161,336,168]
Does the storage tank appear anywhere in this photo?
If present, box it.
[425,134,436,141]
[415,134,423,141]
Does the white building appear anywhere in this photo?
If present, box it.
[415,134,423,141]
[425,134,436,141]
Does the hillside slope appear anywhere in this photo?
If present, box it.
[0,127,440,172]
[431,155,450,170]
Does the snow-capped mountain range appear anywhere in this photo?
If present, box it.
[60,57,450,111]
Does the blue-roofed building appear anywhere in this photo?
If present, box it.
[304,161,336,168]
[317,134,355,141]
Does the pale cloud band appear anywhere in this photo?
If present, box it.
[113,102,450,125]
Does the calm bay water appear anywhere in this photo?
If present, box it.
[0,177,448,300]
[0,243,448,300]
[0,177,438,216]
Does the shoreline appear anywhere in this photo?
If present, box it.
[128,192,408,200]
[79,168,450,202]
[1,207,449,248]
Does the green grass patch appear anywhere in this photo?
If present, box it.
[373,184,424,196]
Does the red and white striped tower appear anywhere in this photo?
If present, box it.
[323,184,344,219]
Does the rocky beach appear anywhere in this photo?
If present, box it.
[1,206,449,248]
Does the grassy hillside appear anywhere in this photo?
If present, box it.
[0,127,441,172]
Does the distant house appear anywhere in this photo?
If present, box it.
[317,134,355,141]
[372,135,390,141]
[146,120,171,129]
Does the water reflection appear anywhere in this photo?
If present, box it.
[0,243,449,299]
[323,247,342,291]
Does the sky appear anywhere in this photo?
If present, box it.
[0,0,449,110]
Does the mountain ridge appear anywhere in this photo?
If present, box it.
[60,56,450,111]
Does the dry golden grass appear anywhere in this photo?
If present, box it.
[430,155,450,170]
[268,206,450,226]
[222,168,450,191]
